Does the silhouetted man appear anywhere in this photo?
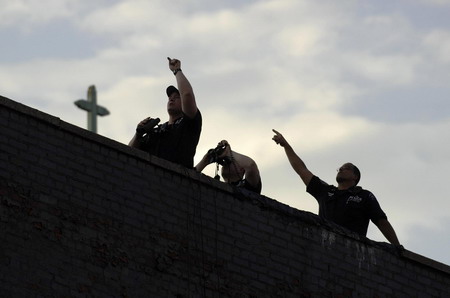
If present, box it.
[272,129,400,245]
[129,58,201,168]
[195,140,262,193]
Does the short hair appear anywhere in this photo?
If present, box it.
[352,165,361,185]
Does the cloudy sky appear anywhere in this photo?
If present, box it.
[1,0,449,266]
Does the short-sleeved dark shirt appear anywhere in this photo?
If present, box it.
[141,110,202,168]
[307,175,387,236]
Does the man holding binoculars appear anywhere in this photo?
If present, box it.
[129,58,202,169]
[195,140,262,194]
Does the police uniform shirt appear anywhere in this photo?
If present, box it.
[307,175,387,236]
[141,110,202,168]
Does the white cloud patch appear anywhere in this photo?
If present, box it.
[417,0,450,5]
[277,25,326,57]
[344,53,420,85]
[423,29,450,63]
[0,0,71,28]
[0,0,109,31]
[79,1,158,36]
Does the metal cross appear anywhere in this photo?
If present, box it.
[74,85,110,133]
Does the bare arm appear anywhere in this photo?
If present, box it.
[168,58,198,118]
[375,218,400,245]
[272,129,314,186]
[194,152,211,172]
[128,134,141,148]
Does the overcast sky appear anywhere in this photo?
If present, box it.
[1,0,449,266]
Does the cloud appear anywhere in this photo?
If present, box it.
[417,0,450,5]
[403,217,450,266]
[276,25,326,57]
[0,0,110,31]
[0,0,70,28]
[344,53,420,85]
[79,0,160,36]
[423,29,450,63]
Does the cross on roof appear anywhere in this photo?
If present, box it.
[74,85,110,133]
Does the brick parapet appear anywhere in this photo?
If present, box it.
[1,95,449,297]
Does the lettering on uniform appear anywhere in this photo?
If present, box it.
[346,196,362,205]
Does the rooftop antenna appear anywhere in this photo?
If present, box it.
[74,85,110,133]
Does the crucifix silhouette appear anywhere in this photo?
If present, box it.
[74,85,110,133]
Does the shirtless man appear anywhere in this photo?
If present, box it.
[195,140,262,194]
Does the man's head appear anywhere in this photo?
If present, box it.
[336,162,361,187]
[166,85,182,116]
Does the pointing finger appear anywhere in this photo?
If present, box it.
[272,129,281,135]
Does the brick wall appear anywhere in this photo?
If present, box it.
[1,95,449,297]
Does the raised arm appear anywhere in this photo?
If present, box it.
[272,129,314,186]
[168,58,198,118]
